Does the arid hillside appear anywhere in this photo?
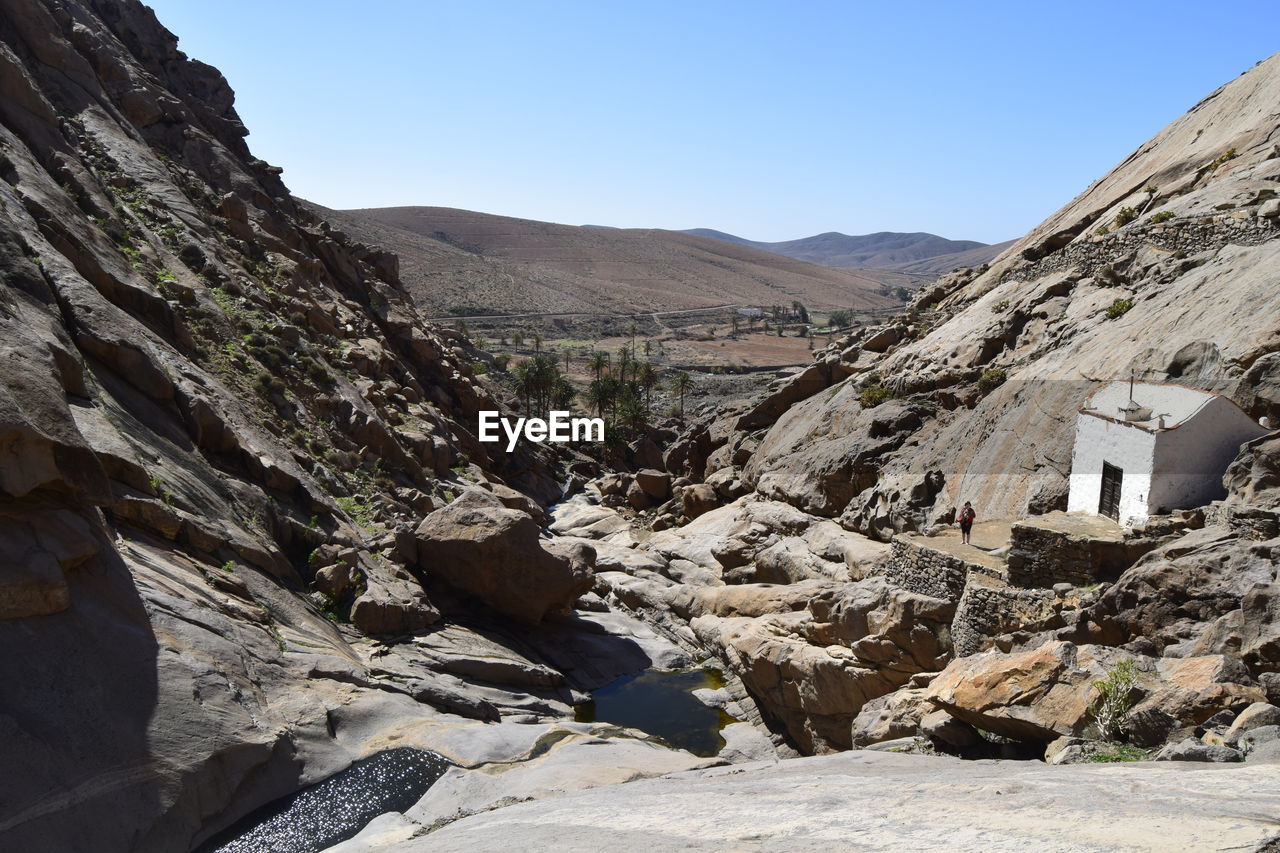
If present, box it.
[324,204,915,316]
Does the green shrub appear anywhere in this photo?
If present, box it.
[1113,206,1139,228]
[1206,147,1237,171]
[1087,743,1148,763]
[1089,658,1139,741]
[336,495,376,529]
[1150,211,1175,223]
[991,300,1010,313]
[1094,224,1110,236]
[859,385,894,409]
[307,361,331,384]
[1104,298,1135,320]
[977,368,1007,393]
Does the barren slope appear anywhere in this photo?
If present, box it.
[326,205,911,316]
[683,227,1007,271]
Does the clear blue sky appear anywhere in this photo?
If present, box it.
[145,1,1278,244]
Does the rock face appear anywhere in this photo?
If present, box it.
[351,750,1280,852]
[0,2,582,849]
[679,55,1280,538]
[416,489,593,625]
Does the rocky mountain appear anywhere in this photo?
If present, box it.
[587,50,1280,764]
[886,237,1017,275]
[0,1,696,849]
[682,227,1008,272]
[325,205,915,316]
[4,0,1280,850]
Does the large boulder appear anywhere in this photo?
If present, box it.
[693,577,954,753]
[926,641,1264,744]
[633,469,672,502]
[680,484,720,521]
[350,574,440,635]
[416,489,594,624]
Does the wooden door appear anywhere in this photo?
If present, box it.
[1099,462,1122,520]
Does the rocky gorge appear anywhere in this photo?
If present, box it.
[2,1,1280,851]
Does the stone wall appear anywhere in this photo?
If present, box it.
[1006,524,1128,588]
[1001,214,1277,285]
[951,574,1059,657]
[884,537,988,603]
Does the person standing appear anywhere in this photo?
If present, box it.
[958,501,976,545]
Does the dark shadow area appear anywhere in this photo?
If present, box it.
[0,508,162,852]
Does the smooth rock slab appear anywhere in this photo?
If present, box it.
[353,751,1280,852]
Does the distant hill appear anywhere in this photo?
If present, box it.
[886,239,1017,274]
[682,228,1008,272]
[323,206,919,316]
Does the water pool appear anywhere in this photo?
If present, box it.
[574,668,736,756]
[199,747,452,853]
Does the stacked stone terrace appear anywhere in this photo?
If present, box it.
[884,512,1190,656]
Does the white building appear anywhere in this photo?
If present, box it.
[1067,381,1268,526]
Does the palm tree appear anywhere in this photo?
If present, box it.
[637,362,658,408]
[617,346,633,385]
[617,389,648,434]
[589,351,609,382]
[671,370,692,421]
[532,332,543,353]
[552,376,575,410]
[583,379,610,419]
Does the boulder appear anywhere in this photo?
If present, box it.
[850,687,931,747]
[921,709,983,749]
[416,489,594,624]
[633,469,672,502]
[926,641,1109,742]
[1239,724,1280,762]
[681,483,720,520]
[626,479,653,510]
[1227,702,1280,740]
[927,641,1265,745]
[1154,737,1243,763]
[694,578,953,752]
[350,575,440,635]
